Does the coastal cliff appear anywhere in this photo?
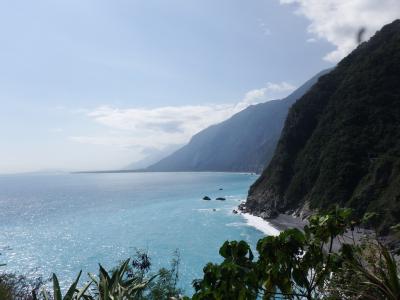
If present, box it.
[245,20,400,231]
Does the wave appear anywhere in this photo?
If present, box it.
[194,208,220,212]
[241,213,280,236]
[225,222,246,228]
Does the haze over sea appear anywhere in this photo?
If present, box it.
[0,172,273,293]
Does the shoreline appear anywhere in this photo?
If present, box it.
[240,210,385,253]
[241,212,307,236]
[241,213,281,236]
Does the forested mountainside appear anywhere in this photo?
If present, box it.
[146,69,329,173]
[246,20,400,231]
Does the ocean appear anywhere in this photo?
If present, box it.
[0,172,276,294]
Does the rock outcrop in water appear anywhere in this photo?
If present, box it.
[246,20,400,231]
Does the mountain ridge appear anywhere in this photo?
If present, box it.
[245,19,400,231]
[145,69,330,173]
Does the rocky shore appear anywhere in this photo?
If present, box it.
[238,201,396,254]
[238,201,307,232]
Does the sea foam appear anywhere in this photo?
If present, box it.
[241,213,280,236]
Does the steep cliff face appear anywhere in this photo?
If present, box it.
[146,69,329,173]
[246,20,400,230]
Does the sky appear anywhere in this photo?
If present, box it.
[0,0,398,173]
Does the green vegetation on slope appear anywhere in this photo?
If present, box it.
[247,20,400,232]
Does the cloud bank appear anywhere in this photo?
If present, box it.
[280,0,400,62]
[71,82,296,153]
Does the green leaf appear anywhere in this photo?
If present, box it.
[87,273,99,285]
[99,264,111,283]
[63,270,82,300]
[76,280,92,299]
[52,273,63,300]
[219,241,231,258]
[41,289,51,300]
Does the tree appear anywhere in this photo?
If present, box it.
[191,207,361,299]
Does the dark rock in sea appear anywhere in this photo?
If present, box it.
[238,202,247,212]
[219,188,223,190]
[203,196,211,200]
[213,208,216,211]
[216,197,226,201]
[232,209,238,214]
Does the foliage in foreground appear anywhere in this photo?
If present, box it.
[0,250,182,300]
[328,241,400,300]
[191,207,400,300]
[2,208,399,299]
[0,273,43,300]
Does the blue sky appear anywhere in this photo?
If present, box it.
[0,0,398,173]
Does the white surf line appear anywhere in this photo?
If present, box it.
[241,213,280,236]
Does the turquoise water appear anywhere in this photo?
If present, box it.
[0,172,265,294]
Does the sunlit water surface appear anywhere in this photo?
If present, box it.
[0,172,266,293]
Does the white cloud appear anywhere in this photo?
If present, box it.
[242,88,269,105]
[76,104,233,150]
[279,0,400,62]
[265,81,296,93]
[71,82,296,153]
[237,82,296,110]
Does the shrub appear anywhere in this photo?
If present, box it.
[191,207,400,300]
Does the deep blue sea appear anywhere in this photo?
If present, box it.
[0,172,266,294]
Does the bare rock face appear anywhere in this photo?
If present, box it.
[293,201,313,219]
[238,199,278,219]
